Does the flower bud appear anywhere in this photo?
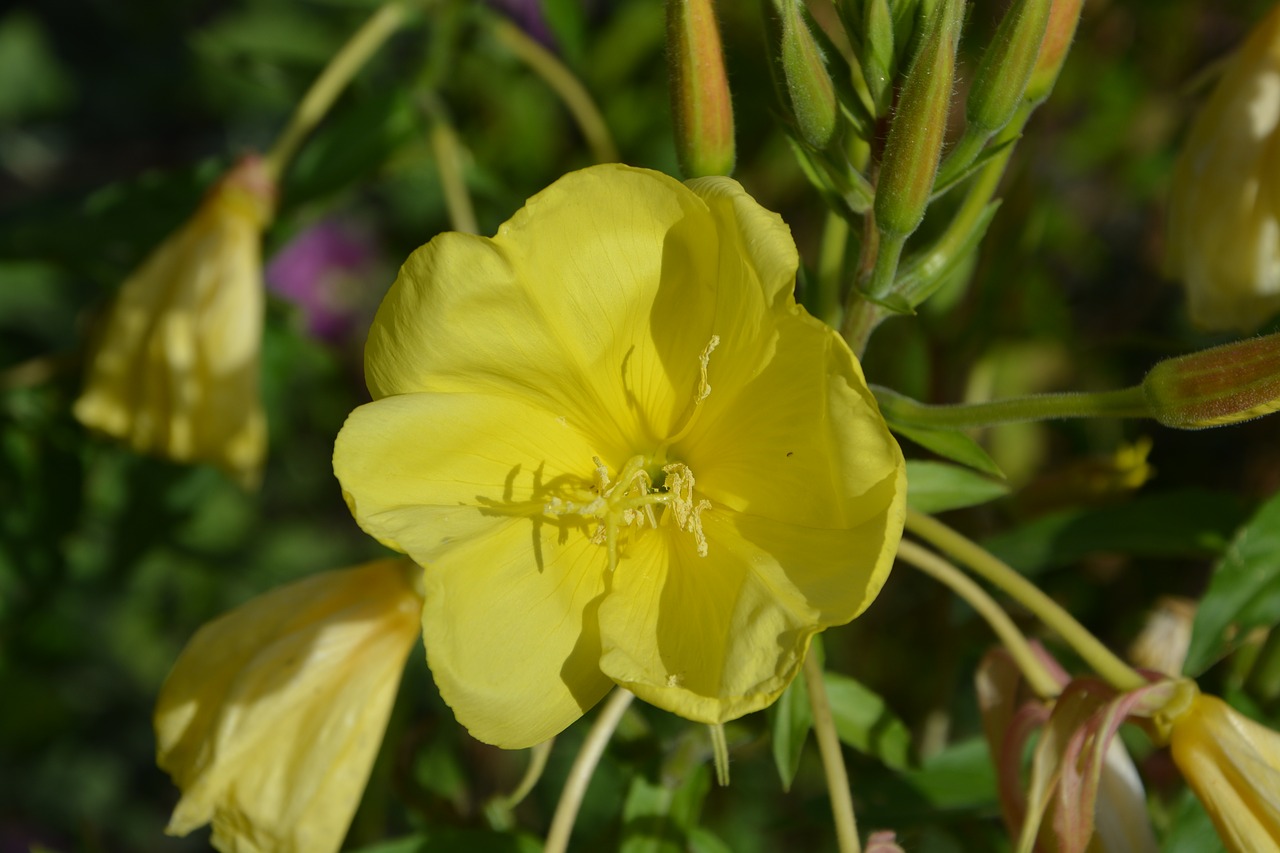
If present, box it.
[780,0,838,149]
[1023,0,1084,105]
[862,0,896,116]
[1167,5,1280,331]
[967,0,1051,135]
[874,0,963,238]
[1142,333,1280,429]
[666,0,736,177]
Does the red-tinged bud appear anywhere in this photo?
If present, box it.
[1024,0,1084,105]
[874,0,964,238]
[667,0,736,177]
[1142,333,1280,429]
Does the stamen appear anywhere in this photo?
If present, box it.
[697,335,721,403]
[662,462,711,557]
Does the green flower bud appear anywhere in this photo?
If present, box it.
[781,0,838,149]
[874,0,963,238]
[967,0,1051,135]
[1023,0,1084,105]
[667,0,736,177]
[1142,334,1280,429]
[862,0,896,115]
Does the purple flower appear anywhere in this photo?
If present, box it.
[266,220,382,342]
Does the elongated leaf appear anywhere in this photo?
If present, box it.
[889,421,1005,478]
[1185,490,1280,675]
[901,736,997,809]
[768,670,813,792]
[906,459,1009,513]
[823,672,912,770]
[983,489,1245,576]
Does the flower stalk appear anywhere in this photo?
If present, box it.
[544,689,635,853]
[904,510,1147,693]
[265,2,412,178]
[804,652,862,853]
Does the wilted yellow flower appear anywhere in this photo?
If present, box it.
[1167,5,1280,331]
[334,164,906,749]
[1169,693,1280,852]
[74,155,274,487]
[155,558,422,853]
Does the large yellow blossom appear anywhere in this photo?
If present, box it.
[74,155,273,487]
[1167,4,1280,331]
[334,164,906,749]
[1169,693,1280,851]
[155,558,422,853]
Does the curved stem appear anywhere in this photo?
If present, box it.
[873,384,1151,430]
[492,18,618,164]
[426,108,478,234]
[265,2,411,178]
[804,652,861,853]
[904,510,1146,692]
[897,539,1060,698]
[544,688,634,853]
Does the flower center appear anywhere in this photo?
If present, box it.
[544,454,710,572]
[539,335,720,571]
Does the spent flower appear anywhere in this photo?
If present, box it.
[74,155,274,487]
[1167,4,1280,331]
[334,164,907,748]
[155,558,423,853]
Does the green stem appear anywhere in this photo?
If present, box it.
[897,539,1060,698]
[933,125,988,190]
[493,18,618,164]
[544,689,634,853]
[873,384,1151,430]
[904,510,1146,692]
[865,231,906,302]
[487,738,554,829]
[265,2,411,178]
[425,104,478,234]
[804,652,861,853]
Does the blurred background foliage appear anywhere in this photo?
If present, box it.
[3,0,1280,851]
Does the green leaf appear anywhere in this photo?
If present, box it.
[768,666,813,792]
[901,736,997,809]
[889,421,1005,478]
[984,489,1246,577]
[1160,787,1220,853]
[1185,490,1280,675]
[688,827,734,853]
[823,671,912,770]
[905,459,1009,513]
[620,763,711,853]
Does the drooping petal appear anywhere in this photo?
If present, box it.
[155,559,421,853]
[333,391,615,747]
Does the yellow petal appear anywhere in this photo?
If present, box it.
[333,391,615,747]
[1167,5,1280,331]
[74,156,272,486]
[596,500,898,723]
[422,519,613,749]
[1170,694,1280,852]
[155,559,421,853]
[363,164,756,453]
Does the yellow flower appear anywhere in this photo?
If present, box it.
[1169,693,1280,852]
[334,164,906,748]
[74,155,274,487]
[155,558,423,853]
[1167,5,1280,331]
